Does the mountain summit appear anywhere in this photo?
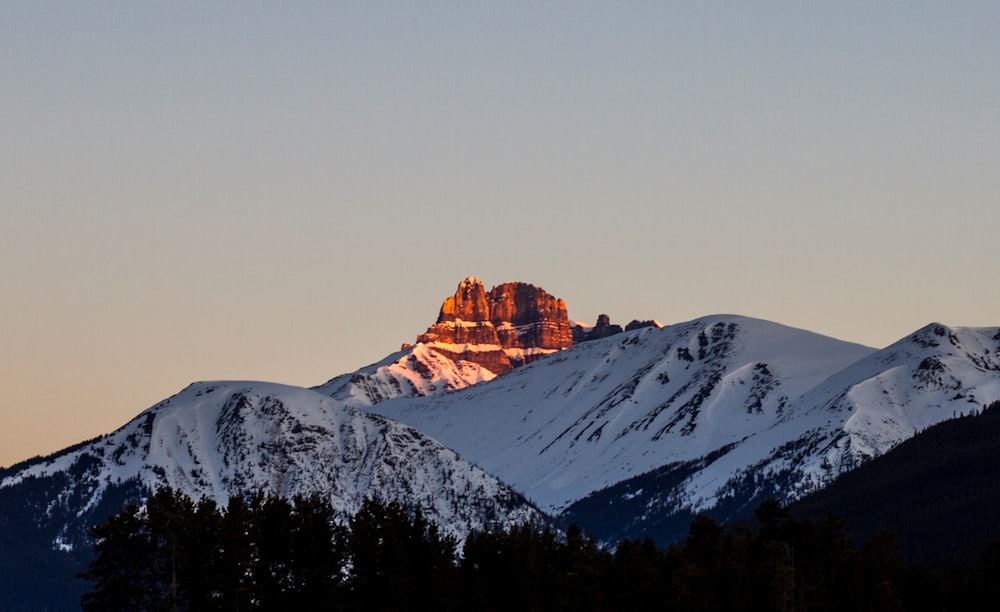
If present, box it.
[315,278,579,406]
[415,277,573,373]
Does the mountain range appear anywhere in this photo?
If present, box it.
[3,276,999,608]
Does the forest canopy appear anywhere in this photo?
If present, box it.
[81,487,1000,611]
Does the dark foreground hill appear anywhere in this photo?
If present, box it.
[791,400,1000,568]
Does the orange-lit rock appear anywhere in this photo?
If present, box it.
[416,277,574,373]
[489,282,573,350]
[438,277,491,323]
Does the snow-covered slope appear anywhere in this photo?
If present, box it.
[363,317,1000,534]
[364,315,878,514]
[314,343,498,407]
[774,322,1000,486]
[0,381,546,552]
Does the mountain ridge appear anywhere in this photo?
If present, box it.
[363,314,880,514]
[1,380,548,553]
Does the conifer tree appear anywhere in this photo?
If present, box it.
[80,503,156,612]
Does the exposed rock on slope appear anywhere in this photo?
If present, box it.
[571,315,662,343]
[576,314,623,342]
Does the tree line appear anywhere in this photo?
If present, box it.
[81,487,1000,611]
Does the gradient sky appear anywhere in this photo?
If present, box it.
[3,2,998,467]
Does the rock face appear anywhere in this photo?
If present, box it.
[416,277,573,373]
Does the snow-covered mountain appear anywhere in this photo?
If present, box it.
[0,381,546,555]
[362,315,876,513]
[776,322,1000,486]
[4,277,1000,606]
[357,317,1000,543]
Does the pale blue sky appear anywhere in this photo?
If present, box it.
[2,2,998,466]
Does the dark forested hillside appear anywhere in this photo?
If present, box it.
[0,473,146,611]
[791,400,1000,568]
[78,487,1000,611]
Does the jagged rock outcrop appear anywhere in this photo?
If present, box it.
[587,314,624,341]
[416,277,573,373]
[626,319,663,332]
[438,277,492,323]
[573,315,663,343]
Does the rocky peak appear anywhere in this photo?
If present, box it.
[439,277,491,323]
[416,278,574,373]
[488,282,573,349]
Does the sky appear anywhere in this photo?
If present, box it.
[2,2,999,467]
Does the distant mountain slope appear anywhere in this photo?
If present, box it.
[0,382,547,610]
[790,400,1000,568]
[365,315,877,514]
[0,381,549,610]
[1,381,545,550]
[364,318,1000,545]
[762,323,1000,490]
[314,342,498,407]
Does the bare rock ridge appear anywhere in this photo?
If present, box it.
[572,315,664,343]
[415,277,573,373]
